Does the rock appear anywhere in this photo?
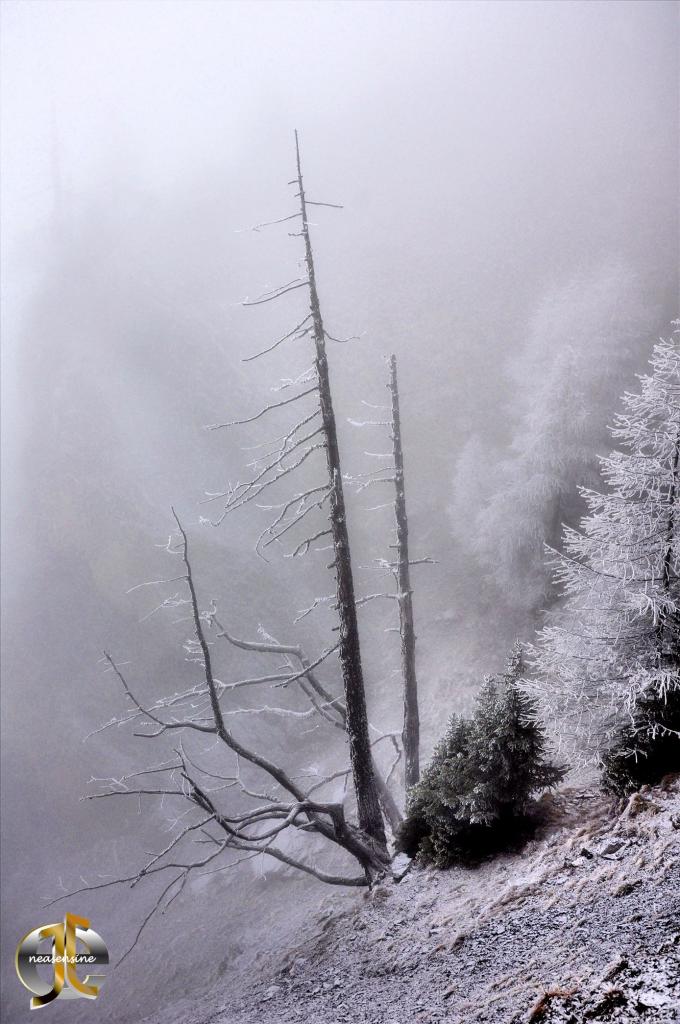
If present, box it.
[599,838,625,856]
[637,989,671,1009]
[392,852,413,882]
[371,885,391,899]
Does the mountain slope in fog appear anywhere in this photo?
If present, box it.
[154,778,679,1024]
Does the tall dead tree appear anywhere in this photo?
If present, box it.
[388,355,420,787]
[207,132,386,847]
[50,137,417,955]
[346,357,430,791]
[294,132,385,845]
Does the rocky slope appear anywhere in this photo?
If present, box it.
[191,777,680,1024]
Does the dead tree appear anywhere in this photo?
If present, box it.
[388,355,420,787]
[49,509,398,962]
[294,134,386,845]
[206,131,386,847]
[346,357,432,792]
[50,140,416,954]
[211,616,403,832]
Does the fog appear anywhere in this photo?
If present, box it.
[1,2,678,1021]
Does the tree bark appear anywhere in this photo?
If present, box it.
[295,131,386,848]
[659,428,679,665]
[388,354,420,789]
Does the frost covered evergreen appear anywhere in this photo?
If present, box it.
[451,261,655,612]
[529,331,680,790]
[398,645,564,866]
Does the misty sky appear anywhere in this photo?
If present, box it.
[4,1,677,267]
[3,0,677,589]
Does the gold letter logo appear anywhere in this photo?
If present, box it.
[15,913,108,1009]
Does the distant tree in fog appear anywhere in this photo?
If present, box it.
[528,331,680,776]
[451,260,655,613]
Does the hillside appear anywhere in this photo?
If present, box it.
[162,777,679,1024]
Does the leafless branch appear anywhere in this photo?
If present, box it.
[206,383,318,430]
[126,575,187,593]
[242,278,309,306]
[289,527,332,558]
[242,315,313,363]
[271,642,340,688]
[293,594,335,623]
[102,652,216,736]
[325,329,363,344]
[241,211,301,233]
[213,442,326,523]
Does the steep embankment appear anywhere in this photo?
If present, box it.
[193,778,680,1024]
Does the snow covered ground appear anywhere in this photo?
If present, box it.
[156,776,679,1024]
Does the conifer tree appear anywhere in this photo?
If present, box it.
[451,261,654,612]
[398,644,564,866]
[530,331,680,784]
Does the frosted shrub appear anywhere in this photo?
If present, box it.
[397,645,565,867]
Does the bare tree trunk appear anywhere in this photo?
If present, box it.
[295,131,386,848]
[214,618,403,833]
[372,761,403,832]
[659,428,679,664]
[388,354,420,789]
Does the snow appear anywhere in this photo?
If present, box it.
[147,776,680,1024]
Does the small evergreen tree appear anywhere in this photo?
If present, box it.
[397,645,565,867]
[530,331,680,791]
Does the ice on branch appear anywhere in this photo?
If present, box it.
[528,334,680,764]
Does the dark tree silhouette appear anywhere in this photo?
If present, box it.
[388,355,420,788]
[204,132,388,848]
[293,132,386,845]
